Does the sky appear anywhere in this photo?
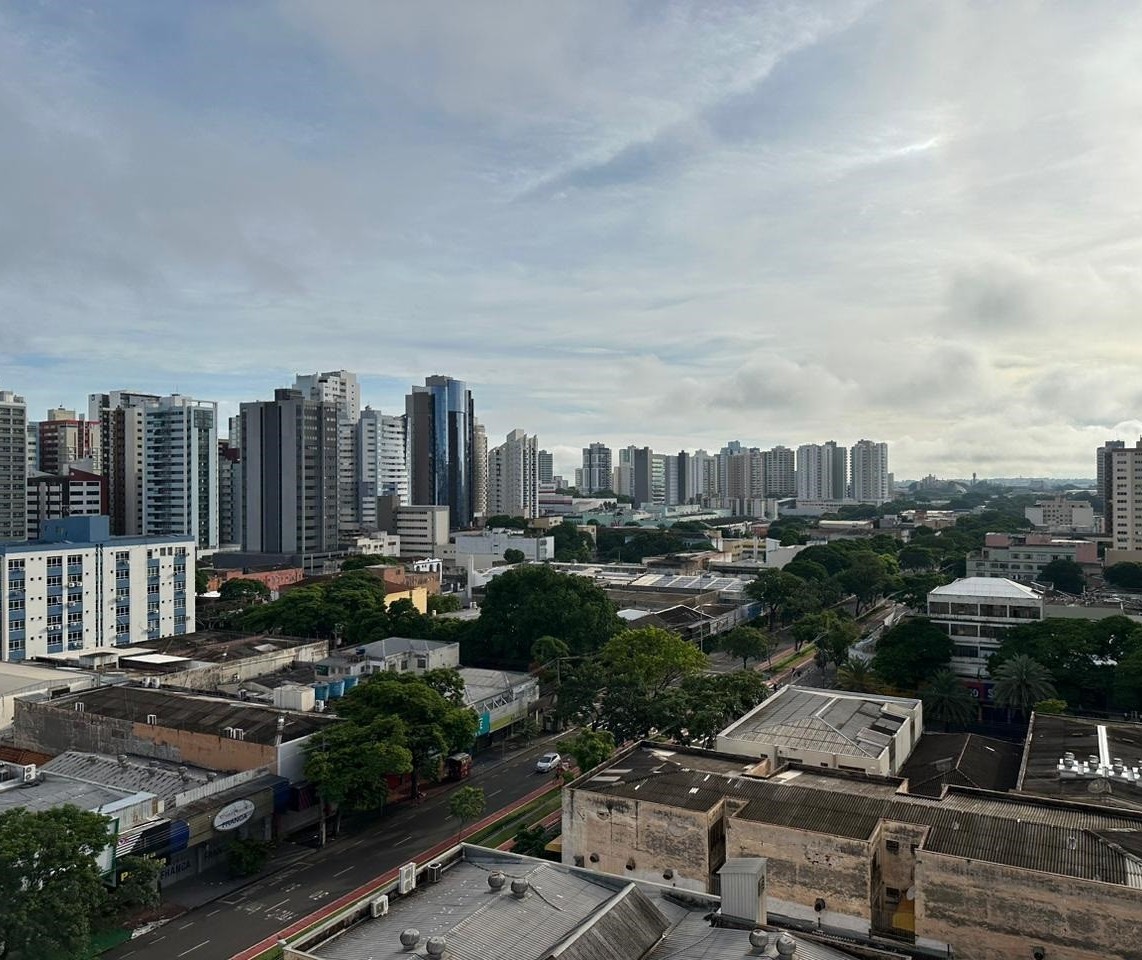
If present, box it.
[2,1,1141,481]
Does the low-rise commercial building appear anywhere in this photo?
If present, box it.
[0,515,195,662]
[1025,496,1097,533]
[966,532,1099,586]
[315,636,460,680]
[377,499,449,560]
[448,529,554,570]
[926,577,1043,677]
[716,686,923,777]
[460,667,538,739]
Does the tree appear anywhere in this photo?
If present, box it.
[1105,562,1142,590]
[897,545,936,571]
[449,786,486,842]
[337,671,479,798]
[600,627,707,695]
[0,805,112,960]
[341,554,395,571]
[564,728,616,773]
[838,553,890,614]
[720,625,774,669]
[922,670,977,729]
[531,634,570,666]
[503,548,526,564]
[746,570,804,627]
[836,658,882,694]
[195,567,212,594]
[992,655,1056,719]
[813,614,860,668]
[486,515,529,530]
[871,618,953,691]
[511,824,550,857]
[1039,558,1085,595]
[113,854,163,913]
[655,671,771,746]
[218,578,271,603]
[228,837,272,877]
[471,565,623,668]
[428,593,462,615]
[895,572,953,611]
[304,715,414,814]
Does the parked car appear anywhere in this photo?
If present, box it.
[535,752,562,773]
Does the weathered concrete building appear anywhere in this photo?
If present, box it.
[563,742,1142,960]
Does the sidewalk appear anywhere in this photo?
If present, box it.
[163,840,315,914]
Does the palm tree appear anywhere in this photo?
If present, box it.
[836,658,882,694]
[922,670,977,730]
[992,655,1056,719]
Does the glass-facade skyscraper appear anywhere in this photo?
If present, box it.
[406,376,475,530]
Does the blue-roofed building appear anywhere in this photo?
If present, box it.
[0,515,195,661]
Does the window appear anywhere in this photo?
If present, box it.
[67,554,82,565]
[46,575,62,587]
[67,612,82,624]
[147,583,159,595]
[46,556,62,569]
[885,840,900,854]
[9,637,24,652]
[8,619,24,631]
[7,559,24,572]
[8,598,23,610]
[46,615,62,627]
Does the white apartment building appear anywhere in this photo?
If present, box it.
[357,407,409,529]
[142,395,219,549]
[1108,439,1142,565]
[850,439,890,504]
[0,392,27,543]
[581,443,612,494]
[488,429,539,519]
[763,446,796,497]
[26,469,104,539]
[1024,497,1096,533]
[88,390,159,537]
[926,577,1043,678]
[473,418,488,521]
[0,516,195,662]
[795,441,847,501]
[376,501,449,560]
[294,370,361,535]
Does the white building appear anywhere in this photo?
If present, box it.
[795,441,847,501]
[926,577,1043,678]
[487,429,539,519]
[449,529,554,571]
[0,516,195,662]
[762,446,795,497]
[143,395,219,549]
[294,370,361,535]
[88,390,159,537]
[377,500,449,560]
[0,391,28,543]
[1108,439,1142,565]
[1024,497,1096,533]
[850,439,890,504]
[357,407,408,528]
[716,685,923,777]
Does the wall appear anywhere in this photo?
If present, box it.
[13,699,277,773]
[154,640,329,692]
[384,587,427,615]
[725,812,872,935]
[562,787,715,892]
[916,851,1142,960]
[211,568,305,594]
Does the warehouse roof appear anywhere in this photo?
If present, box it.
[929,577,1042,600]
[900,733,1023,798]
[41,751,213,803]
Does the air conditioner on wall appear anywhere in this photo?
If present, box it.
[399,862,417,894]
[370,895,389,917]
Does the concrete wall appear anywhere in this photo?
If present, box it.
[154,640,329,692]
[562,787,716,892]
[13,698,277,774]
[916,851,1142,960]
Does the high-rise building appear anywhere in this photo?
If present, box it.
[218,437,241,547]
[1097,439,1126,533]
[727,449,764,502]
[294,371,360,534]
[537,449,554,486]
[795,441,847,501]
[763,446,796,497]
[581,443,613,494]
[142,396,219,548]
[240,388,339,554]
[89,391,160,536]
[472,419,487,521]
[25,423,39,474]
[850,439,890,504]
[631,447,654,507]
[1109,439,1142,561]
[26,468,105,540]
[488,429,540,519]
[405,376,476,530]
[689,449,718,499]
[0,391,27,543]
[357,407,409,529]
[38,408,101,475]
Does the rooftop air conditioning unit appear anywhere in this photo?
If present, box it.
[398,862,417,894]
[370,895,389,918]
[146,714,157,725]
[21,764,36,783]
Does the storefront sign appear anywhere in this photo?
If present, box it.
[213,798,256,832]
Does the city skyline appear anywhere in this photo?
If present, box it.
[3,4,1142,477]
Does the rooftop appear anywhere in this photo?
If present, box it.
[0,768,138,815]
[307,847,866,960]
[41,750,213,803]
[929,577,1043,601]
[459,667,536,706]
[898,733,1023,799]
[134,629,324,665]
[323,636,456,665]
[43,686,335,745]
[718,687,920,762]
[0,660,92,698]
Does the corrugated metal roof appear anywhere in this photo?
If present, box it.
[929,577,1041,599]
[42,751,212,802]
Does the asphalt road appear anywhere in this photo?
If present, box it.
[108,733,572,960]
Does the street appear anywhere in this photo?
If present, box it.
[107,734,571,960]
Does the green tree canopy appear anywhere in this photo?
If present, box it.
[243,570,388,639]
[503,548,526,564]
[836,658,882,694]
[449,786,487,840]
[304,715,414,811]
[922,670,977,729]
[341,554,397,571]
[564,728,616,773]
[992,655,1056,718]
[428,593,462,615]
[897,544,937,571]
[471,565,622,668]
[871,618,953,691]
[600,627,707,695]
[1039,558,1086,595]
[219,577,271,602]
[0,805,112,960]
[720,625,775,669]
[654,671,771,747]
[838,553,891,614]
[1105,562,1142,590]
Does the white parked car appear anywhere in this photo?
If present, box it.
[536,752,562,773]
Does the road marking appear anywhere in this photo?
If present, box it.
[149,936,165,944]
[265,898,290,912]
[348,837,366,847]
[333,865,354,877]
[176,940,210,957]
[206,908,221,917]
[178,920,195,929]
[394,834,413,846]
[486,788,503,799]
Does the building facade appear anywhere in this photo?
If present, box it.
[966,532,1098,586]
[487,429,540,519]
[294,370,360,535]
[926,577,1043,677]
[406,376,476,530]
[581,443,612,494]
[377,498,449,560]
[240,389,339,555]
[143,395,219,548]
[0,516,194,661]
[763,446,796,497]
[1024,497,1096,533]
[88,390,159,536]
[1108,439,1142,564]
[851,439,890,504]
[26,468,105,539]
[357,407,409,529]
[1098,439,1126,534]
[0,392,28,543]
[38,407,101,474]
